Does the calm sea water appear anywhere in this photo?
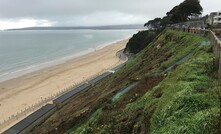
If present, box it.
[0,29,136,82]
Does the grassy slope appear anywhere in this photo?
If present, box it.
[72,30,220,134]
[31,29,221,134]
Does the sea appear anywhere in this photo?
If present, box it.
[0,29,137,82]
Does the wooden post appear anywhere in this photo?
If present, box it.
[219,96,221,134]
[219,45,221,78]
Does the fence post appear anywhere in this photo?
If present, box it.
[219,45,221,78]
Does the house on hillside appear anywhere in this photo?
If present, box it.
[213,11,221,25]
[207,11,221,26]
[207,12,217,25]
[188,14,201,20]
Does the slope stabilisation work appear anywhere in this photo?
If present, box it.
[31,29,221,134]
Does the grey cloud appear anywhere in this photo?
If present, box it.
[0,0,180,18]
[0,0,220,26]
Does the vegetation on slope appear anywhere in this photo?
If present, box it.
[71,30,220,134]
[31,29,221,134]
[124,29,162,54]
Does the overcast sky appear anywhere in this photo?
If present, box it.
[0,0,220,30]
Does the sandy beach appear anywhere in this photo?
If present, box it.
[0,39,128,131]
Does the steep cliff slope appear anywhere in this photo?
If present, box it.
[31,29,221,134]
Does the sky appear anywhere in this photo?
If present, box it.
[0,0,220,30]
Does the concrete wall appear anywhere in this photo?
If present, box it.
[171,27,221,78]
[3,104,56,134]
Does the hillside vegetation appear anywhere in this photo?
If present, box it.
[31,29,221,134]
[124,30,161,54]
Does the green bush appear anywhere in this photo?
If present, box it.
[124,30,161,54]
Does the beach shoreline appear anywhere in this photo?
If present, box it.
[0,38,129,131]
[0,35,132,83]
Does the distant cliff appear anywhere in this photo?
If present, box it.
[8,24,144,31]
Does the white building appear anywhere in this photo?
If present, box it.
[213,11,221,25]
[207,11,221,25]
[207,12,217,25]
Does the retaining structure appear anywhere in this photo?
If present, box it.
[3,104,56,134]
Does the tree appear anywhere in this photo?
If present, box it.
[144,0,203,28]
[160,16,173,26]
[124,30,160,54]
[144,18,162,29]
[168,0,203,23]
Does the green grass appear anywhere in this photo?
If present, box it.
[70,109,103,134]
[68,29,221,134]
[150,45,220,134]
